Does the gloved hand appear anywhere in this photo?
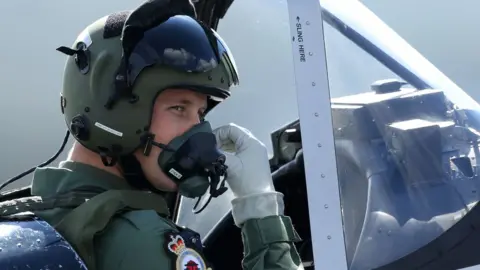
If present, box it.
[213,123,285,227]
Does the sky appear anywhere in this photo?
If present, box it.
[0,0,478,193]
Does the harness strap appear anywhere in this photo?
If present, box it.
[54,189,170,270]
[0,187,170,270]
[0,190,101,216]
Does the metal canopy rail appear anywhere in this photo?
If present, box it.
[286,0,480,269]
[286,0,348,269]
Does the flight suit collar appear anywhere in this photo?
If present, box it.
[31,160,133,197]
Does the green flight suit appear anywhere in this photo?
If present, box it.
[31,161,303,270]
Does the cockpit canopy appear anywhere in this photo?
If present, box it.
[177,0,480,269]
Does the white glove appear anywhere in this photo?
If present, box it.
[213,123,285,227]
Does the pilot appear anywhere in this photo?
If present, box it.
[29,1,303,270]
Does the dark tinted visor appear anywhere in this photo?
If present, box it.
[127,15,240,87]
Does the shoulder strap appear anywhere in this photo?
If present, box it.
[54,189,169,270]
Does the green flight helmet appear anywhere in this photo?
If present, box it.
[59,12,239,165]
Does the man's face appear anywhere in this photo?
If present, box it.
[134,88,208,191]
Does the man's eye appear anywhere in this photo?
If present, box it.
[171,106,185,112]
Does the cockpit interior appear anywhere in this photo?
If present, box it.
[200,78,480,270]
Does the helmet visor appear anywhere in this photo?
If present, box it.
[127,15,239,89]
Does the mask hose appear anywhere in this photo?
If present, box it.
[192,160,228,214]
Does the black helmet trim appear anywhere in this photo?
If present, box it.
[167,84,230,99]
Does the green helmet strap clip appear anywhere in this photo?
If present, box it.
[56,44,90,75]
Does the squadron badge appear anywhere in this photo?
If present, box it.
[165,231,212,270]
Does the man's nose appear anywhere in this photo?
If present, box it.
[181,117,202,135]
[187,113,202,127]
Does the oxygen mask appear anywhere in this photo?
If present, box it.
[146,121,228,214]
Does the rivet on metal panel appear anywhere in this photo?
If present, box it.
[324,204,328,209]
[306,21,310,25]
[327,235,332,240]
[314,112,319,117]
[317,143,322,147]
[312,82,316,86]
[321,174,325,178]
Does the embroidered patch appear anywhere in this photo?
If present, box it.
[165,231,212,270]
